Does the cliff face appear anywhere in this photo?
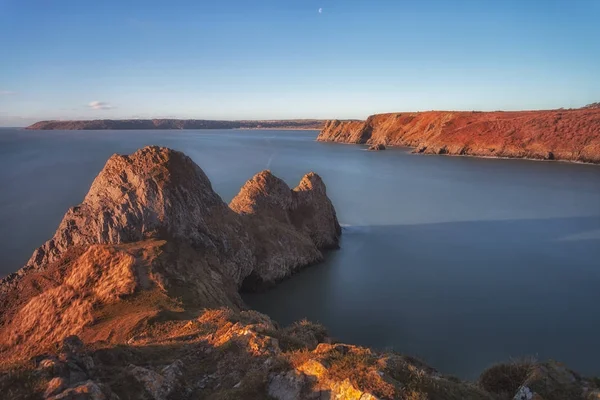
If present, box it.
[318,108,600,163]
[6,146,339,289]
[26,119,326,130]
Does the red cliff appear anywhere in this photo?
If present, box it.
[317,108,600,163]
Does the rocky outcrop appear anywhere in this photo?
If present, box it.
[6,309,597,400]
[26,119,326,130]
[512,361,597,400]
[18,146,254,282]
[0,311,499,400]
[3,146,340,288]
[229,170,341,288]
[368,143,386,151]
[0,146,340,357]
[318,108,600,163]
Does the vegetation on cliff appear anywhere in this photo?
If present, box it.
[317,107,600,164]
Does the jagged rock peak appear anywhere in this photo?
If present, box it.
[229,170,293,223]
[2,146,341,301]
[22,145,240,275]
[291,172,341,249]
[229,170,341,249]
[295,172,326,193]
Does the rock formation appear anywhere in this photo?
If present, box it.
[0,146,597,399]
[318,107,600,163]
[368,143,386,151]
[229,170,341,289]
[0,146,340,353]
[26,119,326,130]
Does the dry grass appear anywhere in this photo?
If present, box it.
[264,318,328,352]
[205,369,271,400]
[478,359,534,398]
[325,347,397,399]
[198,308,236,327]
[64,245,138,302]
[287,348,314,369]
[6,285,95,350]
[85,288,182,344]
[283,319,328,348]
[2,244,149,357]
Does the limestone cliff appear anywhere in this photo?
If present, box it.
[318,108,600,163]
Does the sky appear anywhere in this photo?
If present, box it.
[1,0,599,126]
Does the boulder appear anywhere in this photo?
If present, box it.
[129,360,183,400]
[46,380,110,400]
[368,143,386,151]
[512,361,592,400]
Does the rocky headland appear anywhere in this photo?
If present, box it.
[26,119,326,130]
[317,107,600,164]
[1,146,598,400]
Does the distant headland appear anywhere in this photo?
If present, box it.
[26,119,327,130]
[318,104,600,164]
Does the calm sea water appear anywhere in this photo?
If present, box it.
[1,128,600,379]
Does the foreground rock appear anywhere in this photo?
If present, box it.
[4,309,598,399]
[318,107,600,163]
[0,146,597,399]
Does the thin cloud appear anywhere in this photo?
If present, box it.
[88,101,113,110]
[0,90,16,95]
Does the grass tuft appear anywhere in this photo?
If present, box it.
[478,358,534,398]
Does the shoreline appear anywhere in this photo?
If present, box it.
[369,142,600,166]
[319,138,600,166]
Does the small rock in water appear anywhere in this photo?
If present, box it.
[368,143,386,151]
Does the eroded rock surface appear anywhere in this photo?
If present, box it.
[0,146,340,357]
[318,108,600,163]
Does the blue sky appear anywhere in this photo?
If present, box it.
[1,0,599,126]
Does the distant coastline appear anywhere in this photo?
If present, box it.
[26,119,328,131]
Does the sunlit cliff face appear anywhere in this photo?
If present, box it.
[318,108,600,163]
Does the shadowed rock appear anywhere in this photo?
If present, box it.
[230,170,341,288]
